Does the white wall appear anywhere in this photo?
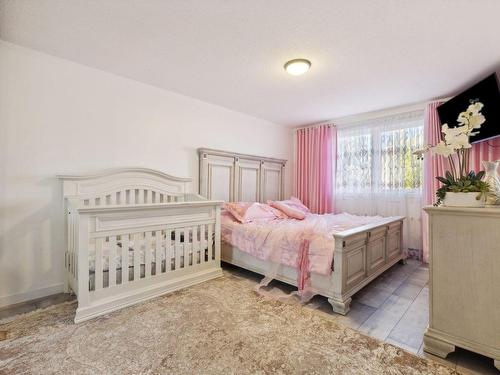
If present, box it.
[0,41,292,307]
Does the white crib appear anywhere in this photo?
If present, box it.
[59,168,223,323]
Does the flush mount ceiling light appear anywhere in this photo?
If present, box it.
[284,58,311,76]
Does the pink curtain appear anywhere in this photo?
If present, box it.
[422,102,447,263]
[470,137,500,171]
[294,125,336,214]
[422,101,500,262]
[423,101,447,208]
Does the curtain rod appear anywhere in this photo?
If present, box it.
[293,97,452,131]
[293,123,335,132]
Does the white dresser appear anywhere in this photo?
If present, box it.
[423,206,500,370]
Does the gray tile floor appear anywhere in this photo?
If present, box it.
[1,260,498,374]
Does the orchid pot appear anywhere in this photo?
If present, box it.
[443,192,486,208]
[435,170,489,207]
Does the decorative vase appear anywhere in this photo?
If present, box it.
[483,160,500,205]
[443,192,485,208]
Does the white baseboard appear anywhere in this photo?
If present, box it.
[0,283,64,309]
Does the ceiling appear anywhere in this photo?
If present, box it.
[1,0,500,126]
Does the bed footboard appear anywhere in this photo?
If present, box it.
[329,218,404,314]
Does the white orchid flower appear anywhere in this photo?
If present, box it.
[451,133,472,149]
[441,124,471,149]
[468,114,486,129]
[442,124,469,142]
[412,145,431,159]
[457,103,485,128]
[431,141,455,157]
[467,102,484,115]
[457,111,469,126]
[420,102,484,165]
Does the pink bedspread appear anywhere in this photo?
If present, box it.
[221,212,388,276]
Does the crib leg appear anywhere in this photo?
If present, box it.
[63,256,70,293]
[63,274,70,294]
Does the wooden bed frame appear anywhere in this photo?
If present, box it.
[198,148,405,314]
[222,218,404,314]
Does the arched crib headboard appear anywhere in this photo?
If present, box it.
[58,168,192,207]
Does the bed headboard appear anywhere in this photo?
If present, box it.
[198,148,287,203]
[58,167,192,207]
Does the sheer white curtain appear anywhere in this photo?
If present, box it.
[335,110,424,254]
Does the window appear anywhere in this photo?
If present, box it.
[336,111,424,194]
[380,126,423,190]
[337,133,372,191]
[335,110,425,253]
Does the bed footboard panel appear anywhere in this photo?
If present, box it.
[330,218,404,314]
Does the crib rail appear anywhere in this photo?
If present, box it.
[81,188,183,207]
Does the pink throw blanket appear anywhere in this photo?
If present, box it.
[221,212,387,277]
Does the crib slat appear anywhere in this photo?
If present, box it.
[215,206,221,263]
[108,235,117,287]
[198,225,202,264]
[120,190,127,205]
[145,231,152,278]
[121,234,129,284]
[134,233,141,280]
[174,229,181,270]
[183,228,189,267]
[137,190,144,204]
[146,190,153,204]
[192,226,198,265]
[155,231,162,275]
[208,224,213,262]
[95,238,103,291]
[184,228,189,267]
[132,189,138,204]
[166,229,172,271]
[109,192,116,205]
[200,225,206,263]
[185,228,191,267]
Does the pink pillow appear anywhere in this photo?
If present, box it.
[288,197,310,213]
[224,202,286,223]
[268,197,310,215]
[268,200,306,220]
[224,202,252,223]
[267,205,289,220]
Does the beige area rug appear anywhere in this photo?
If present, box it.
[0,273,459,375]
